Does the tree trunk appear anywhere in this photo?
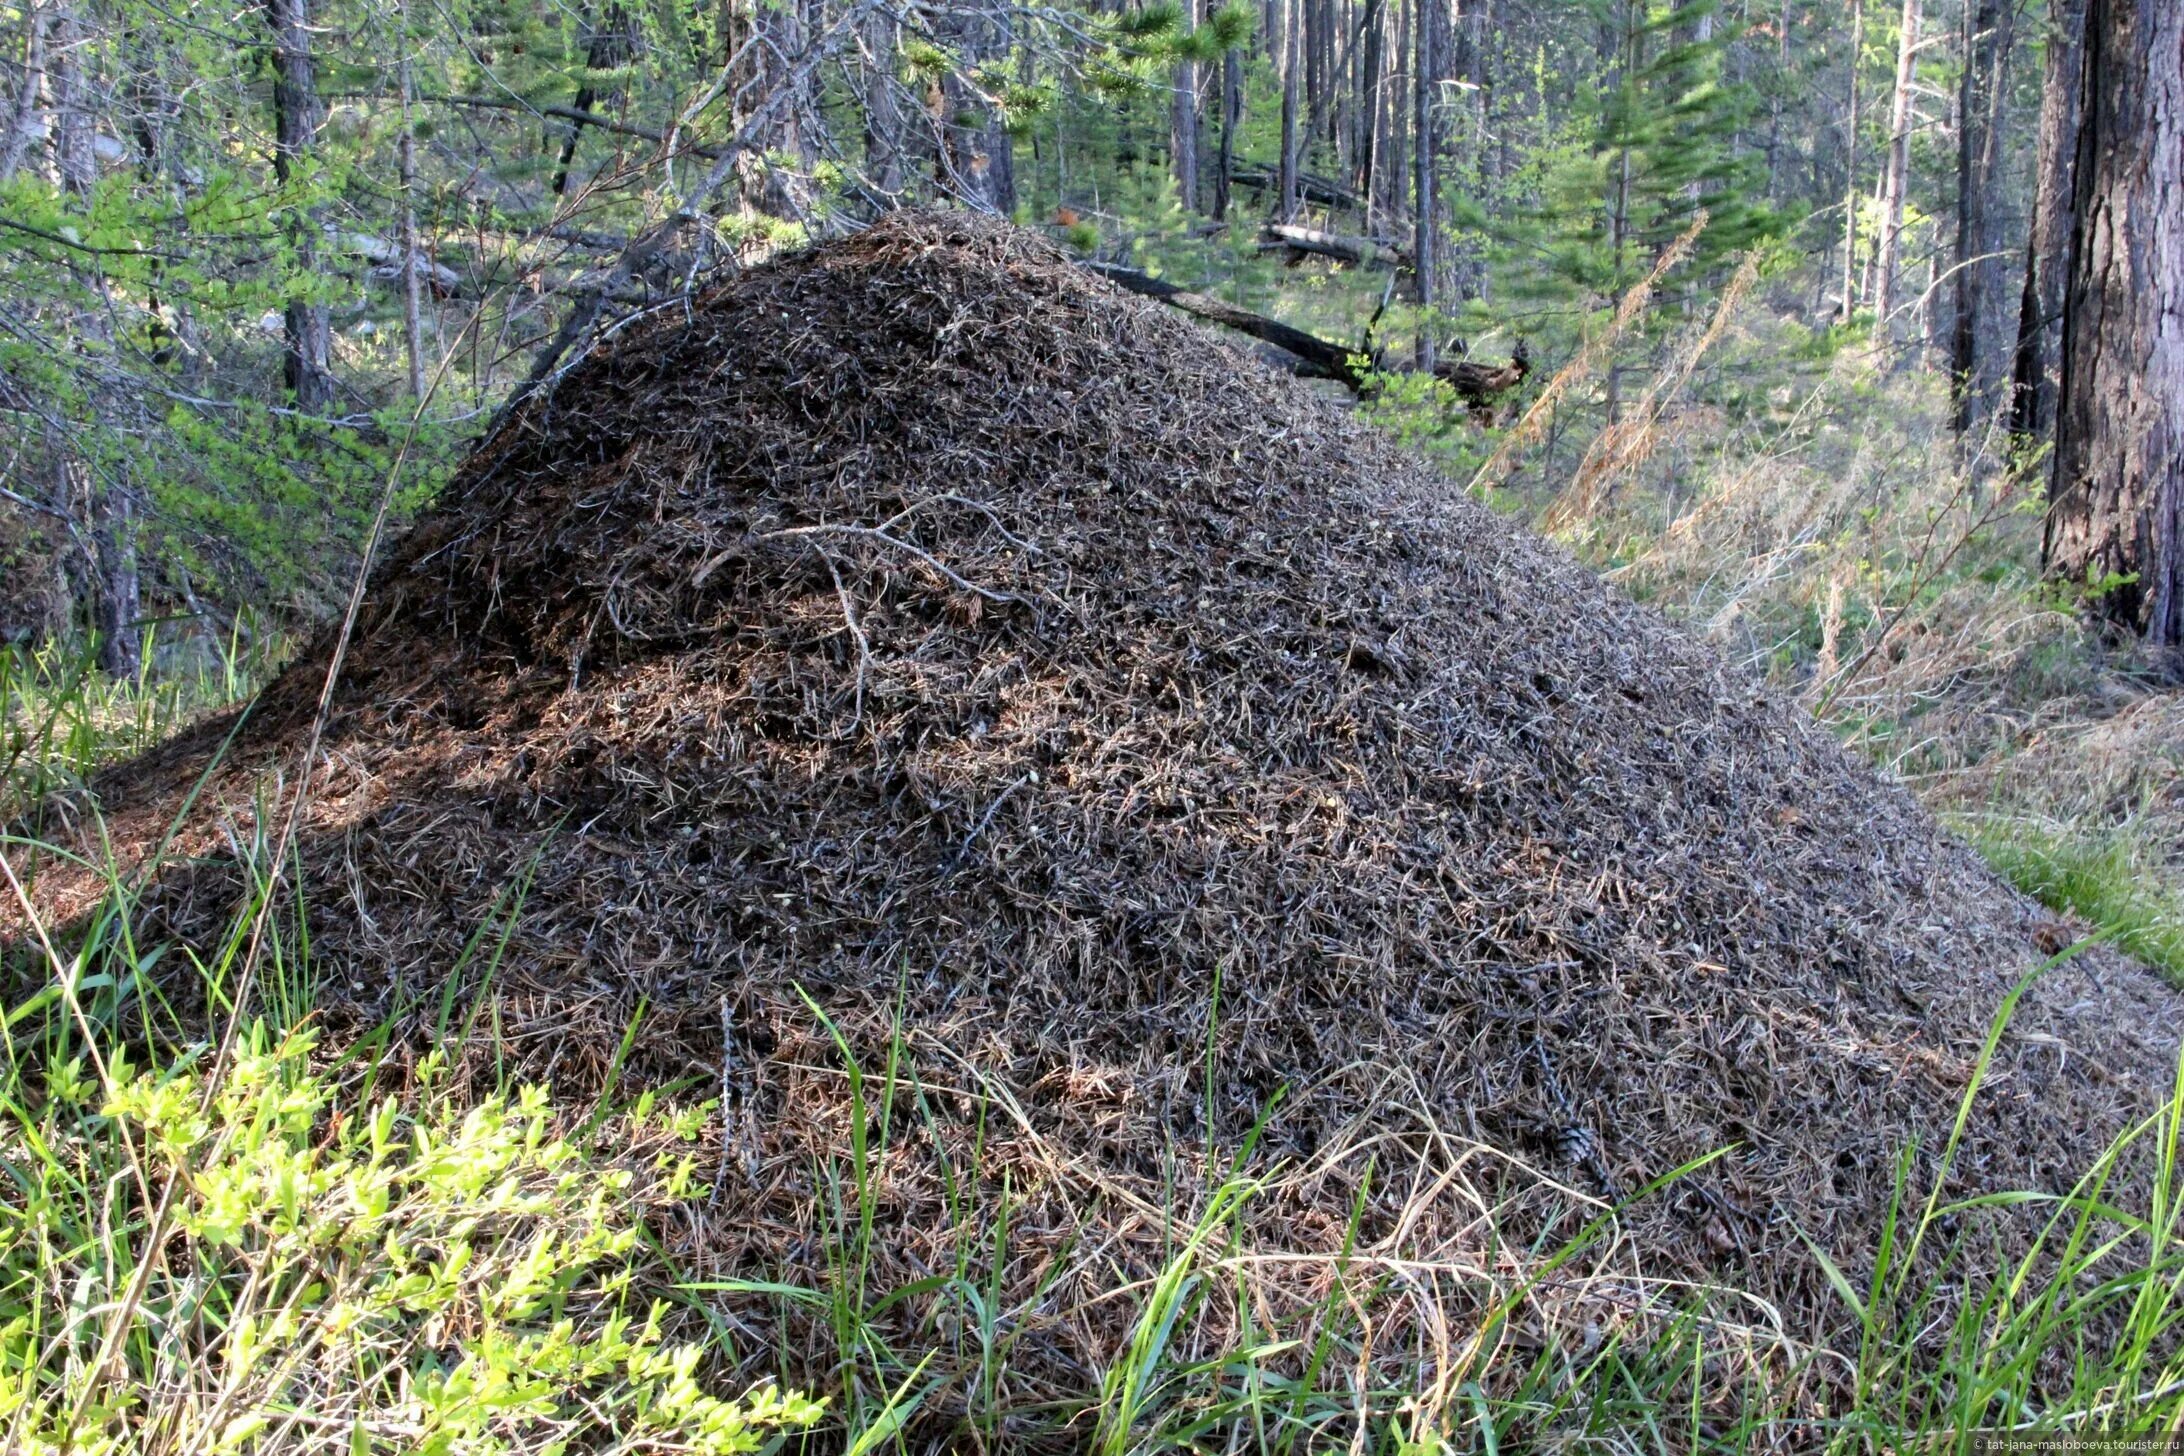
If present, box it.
[551,7,629,198]
[1838,0,1863,319]
[267,0,334,410]
[398,0,427,401]
[860,9,905,200]
[51,6,141,676]
[1279,0,1301,221]
[1173,0,1199,211]
[1411,0,1436,369]
[1950,0,2014,434]
[1868,0,1921,334]
[1214,44,1240,219]
[2012,0,2085,445]
[1355,0,1382,225]
[734,0,818,218]
[2046,0,2184,654]
[0,0,47,184]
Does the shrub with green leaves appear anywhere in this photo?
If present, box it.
[0,1025,820,1455]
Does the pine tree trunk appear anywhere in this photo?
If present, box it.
[0,1,47,184]
[1950,0,2013,434]
[1214,44,1240,219]
[1353,0,1382,219]
[551,7,627,198]
[2047,0,2184,654]
[1279,0,1301,221]
[267,0,334,411]
[734,0,818,218]
[1173,0,1199,212]
[52,6,141,675]
[2012,0,2084,445]
[1839,0,1863,319]
[398,1,427,401]
[860,9,905,200]
[1868,0,1921,334]
[1382,0,1407,223]
[1411,0,1436,368]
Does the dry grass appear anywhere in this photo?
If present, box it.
[1535,310,2184,979]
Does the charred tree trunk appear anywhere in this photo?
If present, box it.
[267,0,334,411]
[551,6,629,198]
[2012,0,2085,445]
[2046,0,2184,654]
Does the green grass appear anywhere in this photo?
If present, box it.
[1962,815,2184,983]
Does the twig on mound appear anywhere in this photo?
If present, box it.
[948,772,1036,872]
[703,523,1021,603]
[814,546,875,732]
[871,493,1042,557]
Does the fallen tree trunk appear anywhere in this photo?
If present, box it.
[1257,224,1412,270]
[1226,163,1363,212]
[1084,262,1366,385]
[1084,261,1530,414]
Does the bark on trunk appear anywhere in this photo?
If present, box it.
[1839,0,1863,318]
[1950,0,2014,434]
[1173,22,1199,213]
[2046,0,2184,654]
[551,6,629,199]
[1355,0,1382,224]
[267,0,334,410]
[2012,0,2085,445]
[0,0,47,184]
[735,0,818,218]
[860,9,905,199]
[1868,0,1921,333]
[1411,0,1436,370]
[1279,0,1301,220]
[398,0,427,399]
[1213,45,1240,219]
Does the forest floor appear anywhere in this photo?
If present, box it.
[3,252,2183,1452]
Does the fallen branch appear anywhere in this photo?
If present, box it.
[1226,164,1364,212]
[1084,262,1529,415]
[1257,224,1411,271]
[1084,263,1366,386]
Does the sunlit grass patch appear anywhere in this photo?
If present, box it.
[1960,815,2184,984]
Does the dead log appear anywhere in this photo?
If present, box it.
[1084,261,1530,419]
[1225,163,1363,212]
[1084,262,1367,386]
[1257,224,1412,270]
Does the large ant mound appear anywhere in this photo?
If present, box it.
[17,212,2179,1390]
